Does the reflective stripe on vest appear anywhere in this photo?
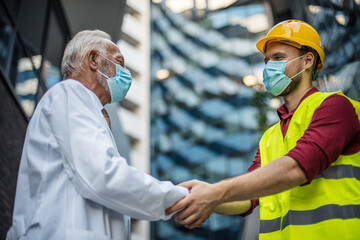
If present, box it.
[315,164,360,180]
[258,91,360,240]
[260,204,360,234]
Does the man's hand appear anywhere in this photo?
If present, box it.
[165,180,223,229]
[165,156,307,230]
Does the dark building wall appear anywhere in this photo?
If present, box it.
[0,0,70,238]
[0,0,127,238]
[0,73,28,238]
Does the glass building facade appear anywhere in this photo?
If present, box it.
[150,1,274,239]
[292,0,360,100]
[0,0,70,236]
[0,0,127,238]
[150,0,360,239]
[0,0,69,117]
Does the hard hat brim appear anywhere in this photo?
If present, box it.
[256,36,324,70]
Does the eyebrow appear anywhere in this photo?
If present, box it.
[271,52,286,58]
[115,56,125,65]
[264,52,286,61]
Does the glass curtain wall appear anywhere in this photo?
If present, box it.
[150,0,360,239]
[292,0,360,100]
[150,1,275,239]
[0,0,70,237]
[0,0,70,118]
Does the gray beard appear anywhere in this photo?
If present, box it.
[97,75,110,95]
[97,64,114,97]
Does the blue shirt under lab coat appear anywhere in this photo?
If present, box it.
[7,80,188,240]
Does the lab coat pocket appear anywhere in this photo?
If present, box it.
[8,221,40,240]
[66,229,111,240]
[8,210,40,239]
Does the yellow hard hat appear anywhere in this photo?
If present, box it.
[256,19,325,70]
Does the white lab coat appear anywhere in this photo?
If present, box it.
[7,80,188,240]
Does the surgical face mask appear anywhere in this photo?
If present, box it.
[263,55,305,96]
[97,54,132,103]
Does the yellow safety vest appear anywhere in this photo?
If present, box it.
[258,91,360,240]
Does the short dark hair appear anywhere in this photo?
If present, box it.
[299,46,319,81]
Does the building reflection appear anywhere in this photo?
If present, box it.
[150,0,360,239]
[150,1,271,239]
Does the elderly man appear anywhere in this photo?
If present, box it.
[7,30,188,240]
[167,20,360,240]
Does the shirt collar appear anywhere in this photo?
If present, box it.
[277,88,319,120]
[67,79,105,112]
[79,81,105,112]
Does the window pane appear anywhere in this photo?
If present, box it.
[8,37,40,117]
[0,3,14,72]
[3,0,22,21]
[43,8,65,88]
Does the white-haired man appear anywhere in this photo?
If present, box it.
[7,30,188,240]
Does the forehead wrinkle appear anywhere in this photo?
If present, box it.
[104,42,125,65]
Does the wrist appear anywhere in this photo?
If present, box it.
[213,179,232,204]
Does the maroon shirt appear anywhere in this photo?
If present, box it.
[242,88,360,216]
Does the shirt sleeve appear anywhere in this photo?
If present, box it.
[240,147,261,217]
[46,81,188,221]
[287,94,359,183]
[247,147,261,172]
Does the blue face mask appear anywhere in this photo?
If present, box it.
[263,55,305,96]
[97,54,132,103]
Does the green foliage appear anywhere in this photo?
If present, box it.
[251,91,271,132]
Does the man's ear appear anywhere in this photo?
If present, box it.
[303,52,315,70]
[88,50,99,71]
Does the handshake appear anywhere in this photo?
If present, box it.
[165,179,252,229]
